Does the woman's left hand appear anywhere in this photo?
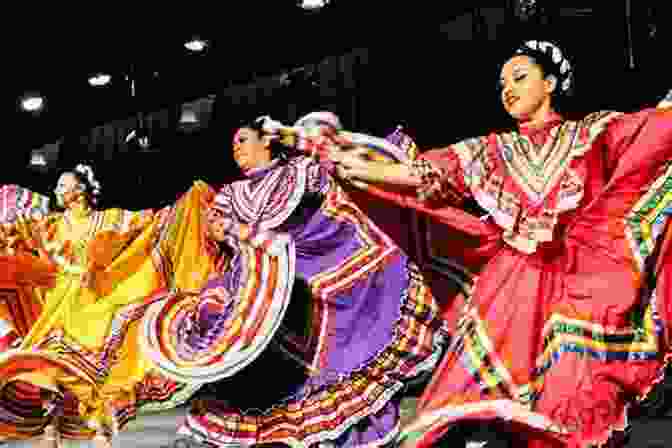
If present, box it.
[329,146,372,180]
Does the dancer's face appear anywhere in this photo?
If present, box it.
[232,128,272,171]
[54,172,84,208]
[500,55,555,123]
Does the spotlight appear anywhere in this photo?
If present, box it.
[298,0,330,10]
[178,107,199,134]
[179,108,198,125]
[178,96,215,133]
[184,38,208,52]
[20,94,45,112]
[30,152,47,166]
[28,141,60,171]
[88,73,111,86]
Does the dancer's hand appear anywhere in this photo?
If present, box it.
[205,208,235,242]
[325,143,346,164]
[329,146,372,181]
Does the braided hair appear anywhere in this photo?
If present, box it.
[508,40,575,107]
[71,163,102,207]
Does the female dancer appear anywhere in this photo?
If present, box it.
[0,165,221,447]
[149,114,449,448]
[329,40,672,447]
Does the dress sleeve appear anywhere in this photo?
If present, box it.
[600,108,672,177]
[414,136,490,205]
[86,205,158,264]
[209,184,254,246]
[0,214,53,255]
[572,109,672,288]
[305,156,331,195]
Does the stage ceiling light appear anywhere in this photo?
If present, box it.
[185,38,208,52]
[28,141,60,171]
[30,152,47,166]
[20,94,44,112]
[88,73,111,86]
[178,95,216,133]
[298,0,330,10]
[179,108,198,124]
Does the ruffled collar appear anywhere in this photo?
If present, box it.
[517,111,564,146]
[242,159,281,179]
[518,111,564,136]
[64,202,92,221]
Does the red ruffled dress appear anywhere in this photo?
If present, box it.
[381,108,672,447]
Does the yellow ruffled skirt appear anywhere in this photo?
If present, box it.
[0,181,216,440]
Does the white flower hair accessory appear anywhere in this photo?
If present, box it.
[295,111,342,132]
[516,40,574,93]
[255,115,284,142]
[74,163,102,202]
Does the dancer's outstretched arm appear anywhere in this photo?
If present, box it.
[328,146,422,187]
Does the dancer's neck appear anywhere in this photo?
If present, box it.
[66,200,91,220]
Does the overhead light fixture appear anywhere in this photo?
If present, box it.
[30,152,47,166]
[179,108,198,124]
[298,0,330,10]
[28,141,60,171]
[178,95,216,133]
[184,38,208,52]
[178,107,199,134]
[20,94,45,113]
[88,73,111,86]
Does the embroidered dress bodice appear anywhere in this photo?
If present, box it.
[215,156,327,232]
[419,111,621,253]
[38,208,152,276]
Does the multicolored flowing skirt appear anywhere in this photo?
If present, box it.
[143,189,449,447]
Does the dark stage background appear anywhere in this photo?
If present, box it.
[6,3,669,212]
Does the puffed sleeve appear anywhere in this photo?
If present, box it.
[600,107,672,179]
[413,135,491,205]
